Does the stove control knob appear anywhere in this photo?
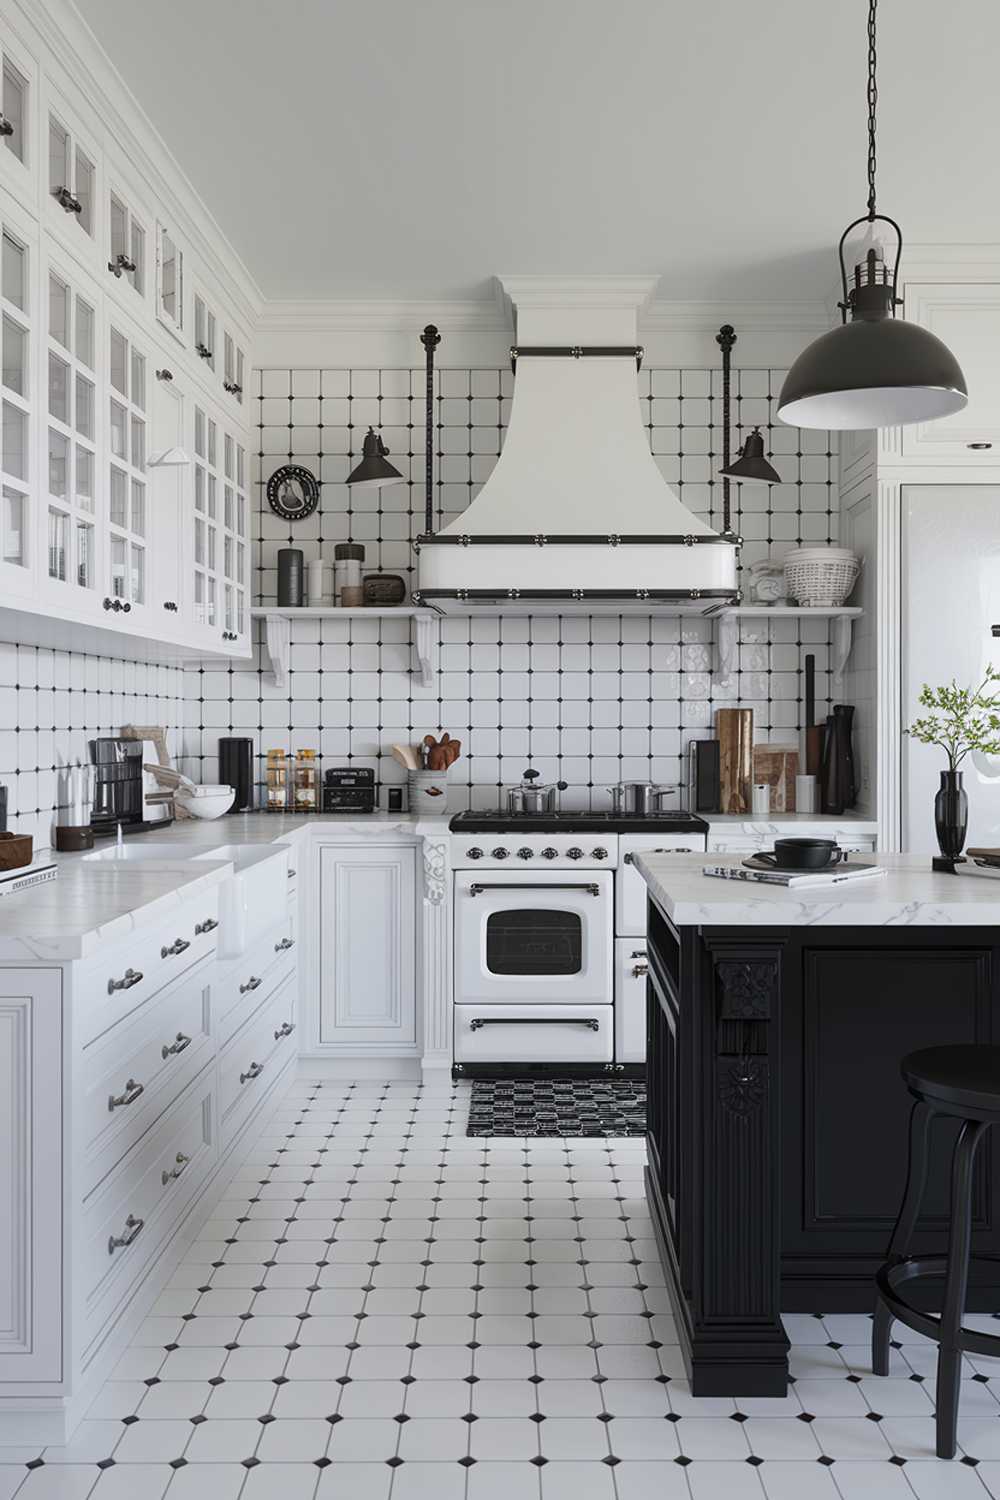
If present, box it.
[541,847,558,860]
[516,847,535,860]
[566,847,584,861]
[491,847,510,860]
[591,847,608,860]
[467,847,483,860]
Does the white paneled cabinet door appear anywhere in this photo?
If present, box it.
[106,318,151,625]
[319,845,417,1049]
[0,201,33,598]
[150,368,184,624]
[0,968,62,1382]
[901,284,1000,461]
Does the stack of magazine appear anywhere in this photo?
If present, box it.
[703,860,885,890]
[0,859,57,897]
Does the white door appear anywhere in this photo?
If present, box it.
[454,870,612,1006]
[318,845,417,1048]
[902,485,1000,852]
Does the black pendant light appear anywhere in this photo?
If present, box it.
[721,428,782,486]
[346,426,405,488]
[778,0,967,431]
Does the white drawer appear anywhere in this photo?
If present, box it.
[216,912,297,1046]
[219,975,296,1148]
[617,836,705,935]
[75,890,220,1045]
[454,1003,613,1064]
[614,939,647,1064]
[81,1072,216,1335]
[80,957,214,1192]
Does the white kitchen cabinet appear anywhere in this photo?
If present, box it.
[0,192,34,598]
[0,31,35,214]
[317,843,417,1051]
[617,833,705,936]
[43,83,100,269]
[614,938,647,1064]
[901,284,1000,462]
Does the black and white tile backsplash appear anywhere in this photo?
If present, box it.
[181,364,839,810]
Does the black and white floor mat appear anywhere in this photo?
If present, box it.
[467,1077,647,1137]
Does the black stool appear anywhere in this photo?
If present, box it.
[873,1045,1000,1459]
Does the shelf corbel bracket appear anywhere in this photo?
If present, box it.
[831,615,854,689]
[412,612,438,689]
[715,613,739,689]
[262,612,292,689]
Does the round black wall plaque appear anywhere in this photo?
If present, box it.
[267,464,320,521]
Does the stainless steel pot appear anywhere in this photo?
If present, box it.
[608,782,677,817]
[505,770,569,815]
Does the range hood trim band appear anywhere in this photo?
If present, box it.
[509,344,644,370]
[413,587,741,606]
[416,532,740,548]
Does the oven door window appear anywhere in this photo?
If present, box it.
[485,908,583,976]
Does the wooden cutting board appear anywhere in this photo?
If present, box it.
[716,708,753,814]
[752,744,800,813]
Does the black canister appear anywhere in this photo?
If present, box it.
[277,548,304,607]
[219,737,254,812]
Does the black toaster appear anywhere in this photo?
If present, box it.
[323,767,376,813]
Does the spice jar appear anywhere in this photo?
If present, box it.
[335,542,365,607]
[294,749,319,811]
[265,749,290,811]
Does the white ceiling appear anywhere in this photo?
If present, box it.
[79,0,1000,305]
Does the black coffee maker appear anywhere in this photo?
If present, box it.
[89,738,156,835]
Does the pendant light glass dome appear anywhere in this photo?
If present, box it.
[720,427,781,485]
[777,0,967,432]
[346,426,405,488]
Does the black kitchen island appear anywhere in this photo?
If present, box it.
[635,852,1000,1397]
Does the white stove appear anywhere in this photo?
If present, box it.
[450,832,619,871]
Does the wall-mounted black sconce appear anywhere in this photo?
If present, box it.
[716,324,781,535]
[346,426,405,489]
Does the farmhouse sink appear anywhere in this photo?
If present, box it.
[191,843,291,956]
[83,841,195,862]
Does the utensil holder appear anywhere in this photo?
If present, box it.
[407,769,448,812]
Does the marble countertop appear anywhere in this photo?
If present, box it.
[0,812,452,963]
[703,813,878,829]
[634,852,1000,927]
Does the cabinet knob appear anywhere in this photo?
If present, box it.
[0,113,13,137]
[156,368,173,382]
[163,601,178,612]
[196,343,214,361]
[108,253,137,278]
[274,936,295,952]
[223,380,243,396]
[53,186,82,214]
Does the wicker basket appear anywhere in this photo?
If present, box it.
[783,547,860,607]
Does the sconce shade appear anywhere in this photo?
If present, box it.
[720,427,781,485]
[347,427,405,488]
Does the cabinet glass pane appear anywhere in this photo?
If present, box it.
[110,399,127,458]
[224,534,233,578]
[48,352,69,422]
[207,475,216,518]
[1,233,25,310]
[2,486,24,566]
[207,524,216,570]
[194,516,204,564]
[130,543,144,604]
[207,419,216,467]
[131,414,145,470]
[75,374,94,439]
[110,194,127,263]
[75,149,94,235]
[48,116,69,192]
[47,429,67,496]
[109,328,127,394]
[224,333,233,384]
[237,540,245,583]
[49,274,69,347]
[2,400,26,480]
[237,444,245,488]
[131,479,145,537]
[76,519,93,589]
[235,348,244,400]
[194,408,205,459]
[194,465,204,513]
[236,588,245,634]
[224,434,234,480]
[238,493,246,535]
[2,61,25,164]
[48,507,67,579]
[206,576,216,626]
[76,299,94,368]
[2,314,26,394]
[194,570,204,620]
[131,350,145,410]
[224,485,233,529]
[224,583,234,632]
[159,228,180,322]
[76,445,93,511]
[110,534,126,596]
[130,220,144,295]
[109,464,127,528]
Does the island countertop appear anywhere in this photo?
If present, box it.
[633,851,1000,926]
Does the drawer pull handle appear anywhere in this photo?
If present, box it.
[287,868,296,879]
[161,937,191,958]
[469,1016,601,1032]
[162,1152,190,1186]
[108,967,143,994]
[631,962,649,978]
[274,1021,295,1040]
[239,975,262,994]
[108,1078,144,1111]
[161,1032,192,1059]
[108,1213,144,1254]
[195,917,218,935]
[274,937,295,952]
[240,1060,264,1085]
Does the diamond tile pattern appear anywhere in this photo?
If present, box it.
[7,1078,999,1500]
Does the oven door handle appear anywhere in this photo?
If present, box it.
[469,1016,601,1031]
[467,882,601,897]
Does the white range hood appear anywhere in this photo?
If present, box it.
[414,276,739,616]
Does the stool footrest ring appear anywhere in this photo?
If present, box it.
[876,1254,1000,1358]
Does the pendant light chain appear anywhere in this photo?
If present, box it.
[866,0,878,218]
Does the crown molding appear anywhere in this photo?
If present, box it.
[641,300,831,333]
[900,242,1000,282]
[17,0,264,328]
[497,274,661,312]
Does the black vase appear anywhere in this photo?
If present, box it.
[934,769,969,861]
[820,704,857,815]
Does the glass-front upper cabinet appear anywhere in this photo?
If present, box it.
[222,430,248,641]
[45,260,99,605]
[156,220,183,340]
[192,402,221,635]
[223,329,245,403]
[0,210,32,596]
[107,321,148,613]
[0,35,35,207]
[108,185,146,298]
[47,100,98,252]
